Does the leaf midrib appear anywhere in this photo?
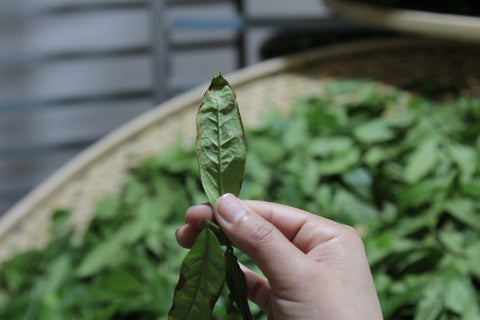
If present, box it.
[184,229,212,320]
[215,94,224,196]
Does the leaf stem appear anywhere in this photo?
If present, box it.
[205,220,232,247]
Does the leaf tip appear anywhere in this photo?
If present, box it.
[209,69,229,90]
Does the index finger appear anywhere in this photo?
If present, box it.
[241,200,343,253]
[181,199,344,254]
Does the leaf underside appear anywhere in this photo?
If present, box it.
[168,227,225,320]
[196,71,246,205]
[225,247,253,320]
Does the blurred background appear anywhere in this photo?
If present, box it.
[0,0,377,215]
[1,0,478,215]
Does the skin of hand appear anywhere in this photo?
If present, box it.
[176,193,383,320]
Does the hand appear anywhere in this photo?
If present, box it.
[176,193,383,320]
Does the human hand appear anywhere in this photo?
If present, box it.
[176,193,383,320]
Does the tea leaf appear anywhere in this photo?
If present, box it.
[225,246,252,320]
[76,200,156,277]
[442,266,480,318]
[447,142,476,180]
[404,138,438,184]
[444,199,480,231]
[317,148,360,176]
[415,277,443,320]
[168,225,225,320]
[196,71,246,205]
[76,233,128,278]
[308,136,353,157]
[189,71,250,320]
[354,119,395,144]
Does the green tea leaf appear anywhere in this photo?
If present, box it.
[308,136,353,157]
[447,142,477,180]
[282,116,308,150]
[168,225,225,320]
[196,71,246,205]
[300,160,321,195]
[363,145,402,167]
[331,188,378,225]
[317,148,360,176]
[444,199,480,231]
[443,270,479,319]
[438,230,465,254]
[342,167,373,200]
[466,243,480,279]
[76,234,128,278]
[415,277,443,320]
[76,200,156,277]
[247,136,284,165]
[354,119,395,144]
[398,179,445,210]
[404,138,438,184]
[225,246,252,320]
[100,269,143,294]
[460,178,480,197]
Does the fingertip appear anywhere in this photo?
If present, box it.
[175,224,200,248]
[185,203,214,229]
[214,193,247,225]
[239,264,270,312]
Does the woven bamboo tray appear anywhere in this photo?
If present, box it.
[326,0,480,42]
[1,38,480,263]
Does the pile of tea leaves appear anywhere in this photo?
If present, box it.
[1,80,479,319]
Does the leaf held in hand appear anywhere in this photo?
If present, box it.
[168,225,225,320]
[196,70,246,205]
[225,246,253,320]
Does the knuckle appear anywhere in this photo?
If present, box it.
[342,224,362,239]
[338,224,366,251]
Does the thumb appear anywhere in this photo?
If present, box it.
[214,194,304,283]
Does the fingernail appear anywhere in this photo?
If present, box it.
[215,193,247,224]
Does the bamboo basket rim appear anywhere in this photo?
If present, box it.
[325,0,480,43]
[0,37,475,243]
